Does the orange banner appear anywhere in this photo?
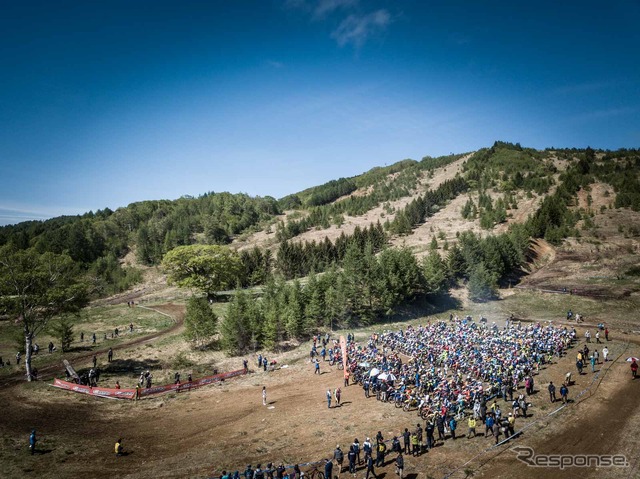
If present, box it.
[340,335,348,379]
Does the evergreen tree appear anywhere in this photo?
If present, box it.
[446,244,466,281]
[468,262,498,302]
[51,316,75,353]
[220,290,253,354]
[304,273,324,332]
[422,251,448,294]
[284,280,305,338]
[184,295,218,348]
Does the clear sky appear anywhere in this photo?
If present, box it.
[1,1,639,226]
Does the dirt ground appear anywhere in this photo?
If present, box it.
[2,298,639,479]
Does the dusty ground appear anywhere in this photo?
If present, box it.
[2,293,639,479]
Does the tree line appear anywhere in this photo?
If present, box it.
[275,154,465,241]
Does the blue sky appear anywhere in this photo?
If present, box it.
[1,0,639,226]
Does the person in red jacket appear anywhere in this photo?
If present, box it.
[631,360,638,379]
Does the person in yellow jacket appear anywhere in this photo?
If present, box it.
[115,438,124,456]
[467,416,477,438]
[410,432,419,457]
[507,413,516,437]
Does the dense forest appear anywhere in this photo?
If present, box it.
[2,142,639,354]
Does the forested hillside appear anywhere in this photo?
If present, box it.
[2,142,639,354]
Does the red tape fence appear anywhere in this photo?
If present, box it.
[51,368,247,400]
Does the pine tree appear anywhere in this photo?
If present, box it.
[304,273,324,332]
[184,295,218,349]
[284,281,305,338]
[468,262,498,302]
[422,251,448,294]
[220,290,253,354]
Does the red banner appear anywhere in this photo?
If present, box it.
[138,368,247,397]
[340,335,348,379]
[51,368,247,400]
[52,378,136,399]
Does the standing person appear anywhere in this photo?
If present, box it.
[365,453,377,479]
[315,359,321,375]
[262,386,267,406]
[92,333,96,344]
[334,445,344,473]
[468,416,477,438]
[449,416,457,440]
[395,452,404,479]
[353,438,362,465]
[375,440,386,467]
[108,348,113,363]
[93,355,97,368]
[605,327,609,341]
[548,382,557,402]
[80,332,84,342]
[485,414,495,437]
[560,384,569,404]
[348,445,357,473]
[603,347,609,362]
[410,432,419,457]
[590,355,596,372]
[29,429,37,455]
[507,413,516,437]
[425,421,435,450]
[631,360,638,379]
[324,459,333,479]
[402,428,410,454]
[414,424,423,452]
[243,359,248,372]
[129,322,134,333]
[596,330,601,343]
[520,397,528,418]
[344,370,350,387]
[327,389,332,408]
[363,437,372,460]
[335,387,342,407]
[436,415,445,442]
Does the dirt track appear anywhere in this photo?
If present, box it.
[0,303,185,387]
[1,323,639,479]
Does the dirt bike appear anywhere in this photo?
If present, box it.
[403,396,419,412]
